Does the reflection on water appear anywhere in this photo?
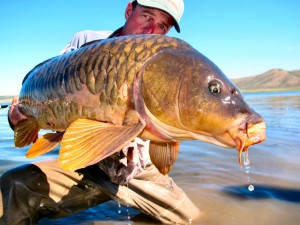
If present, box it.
[1,91,300,225]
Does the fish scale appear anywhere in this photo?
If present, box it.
[10,34,266,174]
[19,35,191,130]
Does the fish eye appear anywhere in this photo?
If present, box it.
[209,83,221,94]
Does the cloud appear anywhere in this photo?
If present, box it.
[286,46,296,50]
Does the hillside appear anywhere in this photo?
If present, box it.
[231,69,300,92]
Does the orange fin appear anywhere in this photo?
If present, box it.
[14,118,40,147]
[59,119,145,171]
[26,132,64,158]
[149,142,180,175]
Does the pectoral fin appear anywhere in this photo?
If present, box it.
[149,142,180,175]
[59,118,145,171]
[14,118,40,147]
[26,132,64,158]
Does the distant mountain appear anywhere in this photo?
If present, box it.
[231,69,300,92]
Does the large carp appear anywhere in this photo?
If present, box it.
[10,35,266,174]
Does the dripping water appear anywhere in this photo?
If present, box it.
[242,152,254,192]
[166,178,174,191]
[117,202,122,214]
[117,202,132,225]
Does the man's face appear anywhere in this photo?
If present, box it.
[121,4,175,35]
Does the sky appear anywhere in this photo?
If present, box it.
[0,0,299,96]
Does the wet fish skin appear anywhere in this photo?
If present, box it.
[139,43,265,148]
[12,34,266,173]
[19,35,191,131]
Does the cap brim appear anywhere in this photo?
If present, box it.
[174,21,180,33]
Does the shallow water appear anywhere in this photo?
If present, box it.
[1,91,300,225]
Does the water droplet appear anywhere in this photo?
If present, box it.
[123,203,131,223]
[242,152,255,192]
[248,185,254,191]
[167,178,174,191]
[117,202,122,214]
[243,156,250,166]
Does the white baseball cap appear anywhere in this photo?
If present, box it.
[136,0,184,33]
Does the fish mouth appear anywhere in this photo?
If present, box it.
[233,121,266,167]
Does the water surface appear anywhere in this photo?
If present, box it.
[1,91,299,225]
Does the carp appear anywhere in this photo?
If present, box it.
[9,35,266,174]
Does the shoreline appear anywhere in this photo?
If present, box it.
[0,98,13,104]
[0,95,15,104]
[241,87,300,93]
[1,88,300,103]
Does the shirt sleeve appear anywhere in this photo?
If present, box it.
[60,30,113,55]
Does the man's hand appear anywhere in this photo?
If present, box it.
[8,96,27,130]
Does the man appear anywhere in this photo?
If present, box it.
[60,0,180,54]
[0,1,201,224]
